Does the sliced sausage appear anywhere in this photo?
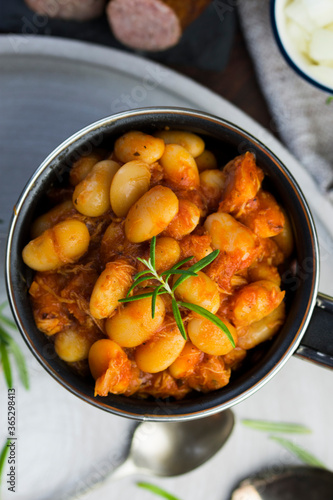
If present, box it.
[106,0,211,51]
[25,0,106,21]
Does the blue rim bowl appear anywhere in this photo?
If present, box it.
[271,0,333,94]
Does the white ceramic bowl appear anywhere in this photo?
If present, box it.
[271,0,333,94]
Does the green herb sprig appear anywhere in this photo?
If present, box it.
[0,439,10,490]
[119,237,234,345]
[137,482,182,500]
[242,418,326,469]
[269,436,327,469]
[0,302,29,390]
[241,419,312,434]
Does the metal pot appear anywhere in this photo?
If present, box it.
[6,107,333,421]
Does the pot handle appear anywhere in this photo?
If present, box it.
[295,292,333,368]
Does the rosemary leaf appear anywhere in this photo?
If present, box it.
[126,276,154,297]
[137,482,182,500]
[118,292,155,303]
[172,249,219,290]
[171,274,192,292]
[164,256,194,270]
[172,299,187,340]
[270,436,327,469]
[152,285,163,319]
[161,269,198,278]
[178,301,235,347]
[188,249,220,272]
[133,269,154,281]
[137,257,152,269]
[0,302,7,313]
[0,314,17,331]
[242,419,312,434]
[150,236,156,269]
[0,324,12,345]
[0,341,13,389]
[128,245,221,343]
[0,323,29,390]
[0,439,10,485]
[10,341,29,390]
[326,96,333,104]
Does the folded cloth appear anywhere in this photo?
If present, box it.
[238,0,333,200]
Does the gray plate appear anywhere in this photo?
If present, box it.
[0,47,194,233]
[1,36,333,241]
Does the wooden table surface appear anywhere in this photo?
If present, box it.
[169,13,276,136]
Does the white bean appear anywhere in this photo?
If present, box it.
[195,150,218,172]
[154,130,205,158]
[163,199,200,239]
[174,271,220,314]
[154,237,181,272]
[73,160,120,216]
[55,327,99,362]
[114,131,165,164]
[125,185,179,243]
[89,259,135,319]
[105,296,165,347]
[204,212,256,254]
[135,323,186,373]
[273,208,294,258]
[237,302,285,349]
[188,316,236,355]
[159,144,200,188]
[200,169,225,210]
[110,160,151,217]
[31,200,74,239]
[22,219,90,271]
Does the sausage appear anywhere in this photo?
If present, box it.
[24,0,106,21]
[106,0,211,51]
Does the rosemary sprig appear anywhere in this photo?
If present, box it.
[178,301,232,337]
[241,419,312,434]
[242,418,326,469]
[270,436,327,469]
[0,342,12,388]
[119,237,234,345]
[0,303,29,390]
[0,440,10,487]
[137,482,182,500]
[171,298,187,339]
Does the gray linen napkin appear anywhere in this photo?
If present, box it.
[238,0,333,200]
